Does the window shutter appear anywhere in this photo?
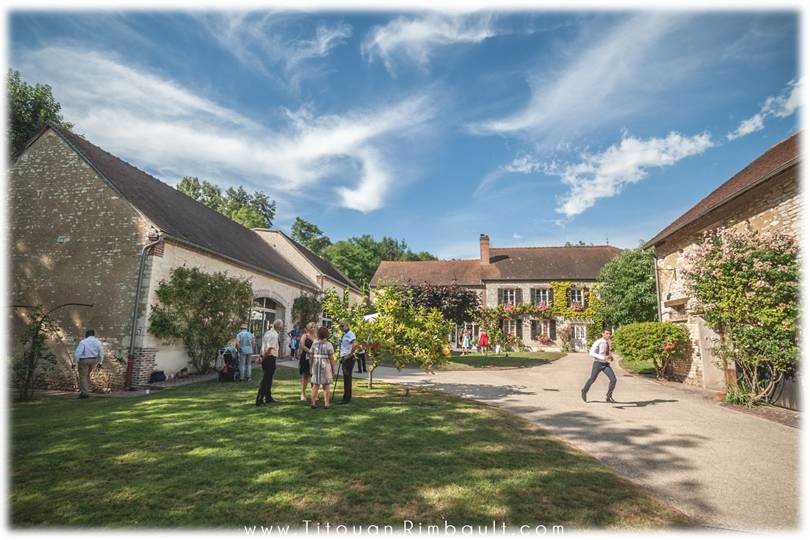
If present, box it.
[548,287,554,307]
[549,319,557,340]
[583,287,589,307]
[515,288,523,305]
[516,319,523,339]
[567,287,573,307]
[498,288,504,305]
[530,320,537,340]
[529,288,535,305]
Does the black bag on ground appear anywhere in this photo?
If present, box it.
[149,370,166,383]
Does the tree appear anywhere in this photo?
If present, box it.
[8,69,73,157]
[291,293,323,328]
[323,287,451,388]
[392,281,480,325]
[177,177,276,229]
[148,267,253,372]
[683,228,798,404]
[597,248,658,327]
[322,234,436,288]
[291,217,332,255]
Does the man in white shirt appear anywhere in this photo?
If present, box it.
[236,324,256,382]
[337,320,358,404]
[581,328,617,403]
[72,329,105,399]
[256,319,283,406]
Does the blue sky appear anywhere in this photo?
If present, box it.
[9,9,800,258]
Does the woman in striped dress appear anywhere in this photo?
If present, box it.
[310,326,336,409]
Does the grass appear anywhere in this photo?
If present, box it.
[11,366,689,530]
[381,351,566,371]
[619,356,656,377]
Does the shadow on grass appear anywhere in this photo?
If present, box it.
[11,368,691,529]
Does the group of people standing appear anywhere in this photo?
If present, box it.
[230,319,361,409]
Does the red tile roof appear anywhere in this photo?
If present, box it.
[645,132,801,248]
[370,245,622,286]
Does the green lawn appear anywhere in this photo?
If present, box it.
[11,366,688,529]
[619,356,656,377]
[382,351,566,371]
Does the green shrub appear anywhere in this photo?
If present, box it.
[612,322,689,379]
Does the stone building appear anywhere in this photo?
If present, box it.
[9,123,357,391]
[645,132,800,407]
[370,234,620,352]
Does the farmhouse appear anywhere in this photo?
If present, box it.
[645,132,800,408]
[370,234,621,352]
[9,122,358,391]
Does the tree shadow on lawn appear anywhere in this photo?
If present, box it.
[534,410,714,520]
[11,372,691,530]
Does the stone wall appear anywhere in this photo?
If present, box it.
[9,130,148,392]
[654,164,800,389]
[137,239,317,380]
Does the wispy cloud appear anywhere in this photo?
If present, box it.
[549,131,714,219]
[198,12,351,89]
[16,46,434,214]
[362,13,496,73]
[727,79,801,140]
[468,13,685,144]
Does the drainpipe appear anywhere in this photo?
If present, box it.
[653,254,662,322]
[126,233,163,389]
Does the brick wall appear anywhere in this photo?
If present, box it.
[9,130,148,392]
[654,164,800,389]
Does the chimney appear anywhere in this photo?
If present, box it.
[480,234,490,265]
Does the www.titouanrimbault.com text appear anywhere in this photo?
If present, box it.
[245,521,564,535]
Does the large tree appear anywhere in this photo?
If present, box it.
[177,176,276,229]
[597,247,658,327]
[393,282,480,325]
[322,234,436,289]
[291,217,333,255]
[8,70,72,157]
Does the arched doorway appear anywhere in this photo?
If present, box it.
[250,297,283,336]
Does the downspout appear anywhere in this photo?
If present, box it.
[126,233,163,389]
[653,253,662,322]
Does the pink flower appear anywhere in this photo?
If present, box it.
[662,343,675,351]
[504,303,514,312]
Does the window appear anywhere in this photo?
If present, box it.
[321,317,333,329]
[502,319,516,336]
[501,289,516,305]
[534,288,551,304]
[251,297,279,335]
[570,288,584,305]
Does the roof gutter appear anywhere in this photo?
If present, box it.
[645,157,800,249]
[126,232,164,388]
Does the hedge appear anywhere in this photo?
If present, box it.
[612,322,689,379]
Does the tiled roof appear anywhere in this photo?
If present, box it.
[370,245,622,286]
[370,260,483,287]
[278,231,361,292]
[45,123,316,289]
[645,132,801,248]
[487,245,622,280]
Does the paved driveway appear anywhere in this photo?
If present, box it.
[347,354,799,531]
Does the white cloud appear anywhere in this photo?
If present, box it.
[198,13,351,88]
[503,154,543,174]
[727,79,801,140]
[16,46,434,214]
[469,13,685,143]
[549,131,714,219]
[362,13,496,73]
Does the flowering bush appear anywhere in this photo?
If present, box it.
[683,228,798,404]
[536,301,548,312]
[536,335,552,346]
[612,322,689,379]
[570,301,584,312]
[558,324,573,352]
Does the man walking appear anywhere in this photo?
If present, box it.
[236,324,255,382]
[72,329,104,399]
[337,320,358,404]
[257,319,283,406]
[581,328,617,403]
